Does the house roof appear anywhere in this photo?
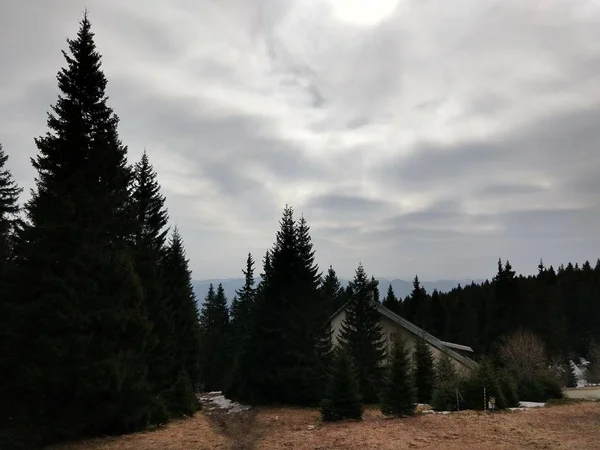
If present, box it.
[329,301,479,371]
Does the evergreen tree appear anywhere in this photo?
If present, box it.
[429,289,445,337]
[431,351,459,411]
[339,263,386,403]
[130,151,171,412]
[461,358,507,410]
[405,275,429,325]
[227,206,324,405]
[380,336,416,416]
[199,283,230,391]
[230,253,256,354]
[321,265,346,316]
[160,228,203,409]
[321,348,363,421]
[0,143,22,267]
[382,283,401,315]
[565,359,577,388]
[1,14,155,446]
[413,335,435,404]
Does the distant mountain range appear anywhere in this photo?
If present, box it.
[192,277,486,306]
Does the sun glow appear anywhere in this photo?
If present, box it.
[324,0,401,27]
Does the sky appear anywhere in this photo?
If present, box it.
[1,0,600,281]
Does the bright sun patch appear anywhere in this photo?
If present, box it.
[324,0,401,26]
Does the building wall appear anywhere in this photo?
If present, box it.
[331,310,473,377]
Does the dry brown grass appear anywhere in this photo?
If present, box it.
[253,403,600,450]
[48,412,231,450]
[47,402,600,450]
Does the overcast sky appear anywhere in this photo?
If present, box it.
[1,0,599,281]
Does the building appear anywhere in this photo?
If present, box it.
[330,301,479,376]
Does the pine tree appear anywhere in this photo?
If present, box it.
[199,283,230,391]
[339,263,387,403]
[461,358,507,410]
[431,351,459,411]
[1,14,155,446]
[413,336,435,404]
[321,348,363,421]
[380,336,416,416]
[160,228,202,410]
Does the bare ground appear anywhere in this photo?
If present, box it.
[49,400,600,450]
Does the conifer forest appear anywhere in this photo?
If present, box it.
[1,13,599,450]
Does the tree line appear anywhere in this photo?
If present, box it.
[0,15,202,449]
[382,259,600,360]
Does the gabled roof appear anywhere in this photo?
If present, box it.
[329,301,479,371]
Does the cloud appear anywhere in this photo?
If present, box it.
[1,0,600,280]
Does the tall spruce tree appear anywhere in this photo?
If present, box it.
[0,143,22,268]
[2,14,155,446]
[230,253,256,357]
[413,336,435,404]
[226,206,324,405]
[161,228,202,406]
[339,263,387,403]
[380,336,416,416]
[130,151,172,410]
[199,283,230,391]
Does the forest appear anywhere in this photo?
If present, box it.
[1,13,599,450]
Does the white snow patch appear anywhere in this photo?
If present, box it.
[199,392,250,414]
[421,409,452,415]
[519,401,545,408]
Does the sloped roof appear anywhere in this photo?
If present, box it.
[330,301,479,371]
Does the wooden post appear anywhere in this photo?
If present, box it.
[484,387,487,412]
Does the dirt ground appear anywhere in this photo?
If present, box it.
[48,412,232,450]
[49,400,599,450]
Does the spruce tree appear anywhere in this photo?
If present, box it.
[382,283,400,314]
[321,348,363,421]
[160,228,202,410]
[0,143,21,267]
[1,14,157,446]
[339,263,386,403]
[130,151,172,412]
[380,336,416,416]
[226,207,324,405]
[413,336,435,404]
[199,283,231,391]
[321,265,345,316]
[431,351,459,411]
[230,253,256,357]
[565,359,577,388]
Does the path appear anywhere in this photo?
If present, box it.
[564,386,600,400]
[199,392,259,450]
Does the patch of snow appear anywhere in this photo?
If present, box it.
[307,425,316,430]
[508,407,528,411]
[519,401,545,408]
[199,393,250,414]
[421,409,452,415]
